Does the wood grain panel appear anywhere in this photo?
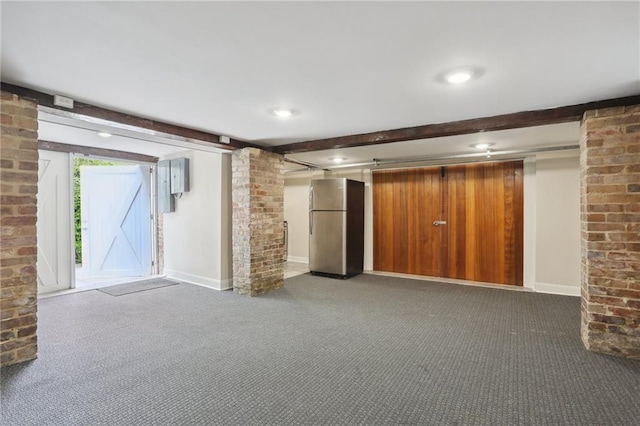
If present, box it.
[372,161,524,286]
[372,167,443,275]
[446,161,524,285]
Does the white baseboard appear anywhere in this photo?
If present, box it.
[534,282,581,297]
[165,269,233,291]
[287,255,308,264]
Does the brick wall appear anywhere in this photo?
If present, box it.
[580,105,640,359]
[232,148,284,296]
[0,92,39,366]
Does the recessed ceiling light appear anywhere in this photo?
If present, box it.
[330,157,346,163]
[446,71,472,84]
[97,132,112,138]
[471,143,494,150]
[271,108,298,118]
[438,67,483,85]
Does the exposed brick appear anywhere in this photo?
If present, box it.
[1,314,37,330]
[232,148,285,296]
[16,246,36,256]
[581,104,640,359]
[18,161,38,171]
[0,91,38,367]
[1,216,37,226]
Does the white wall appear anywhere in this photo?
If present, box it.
[284,153,581,296]
[532,154,581,295]
[284,175,311,263]
[162,150,232,290]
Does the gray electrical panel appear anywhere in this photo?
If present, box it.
[170,157,190,194]
[158,160,175,213]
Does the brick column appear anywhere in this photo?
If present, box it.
[232,148,284,296]
[0,92,39,366]
[580,105,640,359]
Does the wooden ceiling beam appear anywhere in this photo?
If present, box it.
[273,95,640,154]
[1,82,261,151]
[38,140,159,164]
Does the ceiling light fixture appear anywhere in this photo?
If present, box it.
[97,132,112,138]
[471,143,494,150]
[438,66,483,85]
[271,108,298,118]
[330,157,346,163]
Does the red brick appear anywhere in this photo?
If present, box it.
[0,216,36,226]
[17,161,38,171]
[606,288,640,300]
[0,352,16,365]
[0,148,38,161]
[0,315,36,330]
[594,106,627,118]
[608,233,640,242]
[586,165,625,175]
[16,246,36,255]
[15,343,37,360]
[608,213,640,223]
[608,308,640,320]
[0,195,36,205]
[586,204,624,213]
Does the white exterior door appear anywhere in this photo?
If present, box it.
[37,150,73,293]
[80,165,152,278]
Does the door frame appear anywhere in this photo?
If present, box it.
[71,154,158,287]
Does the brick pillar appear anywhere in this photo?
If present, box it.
[580,105,640,359]
[232,148,284,296]
[0,92,39,366]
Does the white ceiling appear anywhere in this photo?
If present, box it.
[2,1,638,164]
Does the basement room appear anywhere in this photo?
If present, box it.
[1,1,639,425]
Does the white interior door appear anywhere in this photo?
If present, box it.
[80,165,152,278]
[37,150,73,293]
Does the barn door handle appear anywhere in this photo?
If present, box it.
[433,220,447,226]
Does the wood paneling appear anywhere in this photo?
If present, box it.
[373,168,443,276]
[373,161,524,286]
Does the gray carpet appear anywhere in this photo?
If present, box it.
[97,278,178,296]
[1,274,639,425]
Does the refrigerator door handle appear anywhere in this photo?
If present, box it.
[309,186,314,210]
[309,211,313,235]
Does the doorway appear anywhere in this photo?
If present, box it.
[372,160,524,286]
[36,151,157,295]
[74,157,155,288]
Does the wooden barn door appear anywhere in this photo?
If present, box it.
[372,161,523,286]
[373,167,445,277]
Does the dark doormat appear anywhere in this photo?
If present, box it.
[97,278,179,296]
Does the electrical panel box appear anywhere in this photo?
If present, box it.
[170,157,190,194]
[157,160,175,213]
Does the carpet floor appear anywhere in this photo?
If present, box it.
[1,274,639,425]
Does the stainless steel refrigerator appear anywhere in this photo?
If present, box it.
[309,178,365,278]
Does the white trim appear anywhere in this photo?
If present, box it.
[287,255,309,264]
[165,269,232,291]
[523,156,536,291]
[68,152,77,289]
[534,282,581,297]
